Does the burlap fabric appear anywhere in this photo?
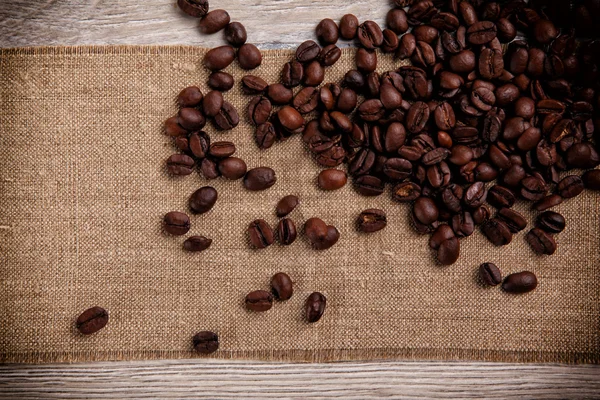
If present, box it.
[0,46,598,364]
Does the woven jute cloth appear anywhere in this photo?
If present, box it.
[0,46,598,364]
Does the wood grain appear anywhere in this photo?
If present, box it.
[1,360,600,399]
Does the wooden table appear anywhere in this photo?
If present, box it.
[1,1,599,398]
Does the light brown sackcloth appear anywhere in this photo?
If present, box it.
[0,46,598,364]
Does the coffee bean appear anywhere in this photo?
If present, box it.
[189,186,218,214]
[316,18,339,45]
[387,8,408,34]
[76,306,109,335]
[398,33,417,59]
[183,236,212,252]
[536,211,565,233]
[200,158,220,179]
[565,143,600,169]
[520,175,547,201]
[337,88,358,113]
[526,227,557,255]
[358,20,383,49]
[254,123,276,150]
[267,83,293,105]
[305,292,326,323]
[163,211,190,236]
[356,48,377,73]
[533,194,563,211]
[281,60,304,88]
[556,175,584,199]
[218,157,247,180]
[464,182,487,208]
[248,219,274,249]
[296,40,321,63]
[245,290,273,311]
[276,195,299,218]
[479,48,503,79]
[203,45,235,71]
[392,182,421,202]
[479,263,502,286]
[238,43,262,70]
[208,141,235,158]
[225,22,247,47]
[193,331,219,354]
[202,90,224,117]
[199,9,230,34]
[319,44,342,66]
[429,224,454,250]
[472,204,491,225]
[481,218,512,246]
[241,75,268,94]
[467,21,496,45]
[449,50,476,73]
[277,218,297,245]
[339,14,359,39]
[437,236,460,265]
[357,209,387,233]
[413,197,438,225]
[303,61,325,86]
[178,0,208,18]
[406,101,430,133]
[178,86,203,107]
[318,169,347,191]
[383,158,412,180]
[178,107,206,131]
[496,18,516,42]
[452,211,474,238]
[247,96,272,125]
[503,271,538,293]
[487,185,516,209]
[583,170,600,191]
[244,167,276,191]
[354,175,384,196]
[497,208,527,233]
[213,101,239,130]
[208,72,234,91]
[271,272,293,300]
[304,217,339,250]
[167,154,195,176]
[165,116,188,137]
[533,19,558,44]
[293,87,319,114]
[278,106,305,133]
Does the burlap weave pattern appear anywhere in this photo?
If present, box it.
[0,46,598,364]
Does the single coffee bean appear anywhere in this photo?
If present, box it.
[387,8,408,34]
[318,169,347,191]
[281,60,304,88]
[503,271,538,293]
[178,0,208,18]
[449,50,476,73]
[293,87,319,114]
[208,72,234,91]
[275,195,299,218]
[481,218,512,246]
[464,181,487,208]
[472,204,491,225]
[497,208,527,233]
[199,9,230,34]
[296,40,321,63]
[247,96,272,125]
[429,224,455,250]
[200,158,220,179]
[183,236,212,252]
[278,106,305,133]
[536,211,565,233]
[451,211,474,238]
[163,211,190,235]
[165,116,188,137]
[202,90,224,117]
[565,143,600,169]
[255,122,276,150]
[533,19,558,44]
[271,272,293,300]
[356,48,377,73]
[487,185,516,209]
[193,331,219,354]
[479,48,503,79]
[339,14,359,39]
[305,218,340,250]
[178,107,206,131]
[244,167,276,191]
[437,236,460,265]
[358,20,384,49]
[316,18,339,45]
[218,157,247,180]
[533,194,563,211]
[556,175,584,199]
[224,22,247,47]
[496,18,516,42]
[277,218,297,245]
[392,182,421,202]
[479,263,502,286]
[398,33,417,59]
[526,227,557,255]
[267,83,293,105]
[241,75,268,94]
[178,86,203,107]
[413,197,438,225]
[354,175,384,196]
[247,219,274,249]
[189,186,218,214]
[245,290,273,312]
[303,61,325,86]
[583,170,600,190]
[203,45,235,71]
[208,141,235,158]
[166,154,195,176]
[187,131,210,158]
[520,175,547,201]
[238,43,262,70]
[337,88,358,113]
[76,306,109,335]
[406,101,430,133]
[357,209,387,233]
[213,101,239,130]
[305,292,326,323]
[319,44,342,66]
[467,21,497,45]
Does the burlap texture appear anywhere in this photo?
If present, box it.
[0,46,598,364]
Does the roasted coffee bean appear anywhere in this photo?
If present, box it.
[248,219,274,249]
[178,86,203,107]
[164,211,190,235]
[200,158,220,179]
[178,0,208,18]
[304,217,339,250]
[167,154,195,176]
[427,161,451,188]
[413,197,438,225]
[434,102,455,131]
[189,186,218,214]
[392,182,421,202]
[520,175,547,201]
[358,20,384,49]
[467,21,496,45]
[339,14,359,40]
[337,88,358,113]
[452,211,474,238]
[533,194,563,211]
[526,227,557,255]
[406,101,430,133]
[276,195,299,218]
[203,45,235,71]
[356,48,377,73]
[209,141,235,158]
[225,22,247,46]
[533,19,558,44]
[536,211,565,233]
[412,41,436,68]
[437,236,460,265]
[296,40,321,63]
[398,33,417,59]
[481,218,512,246]
[517,127,542,151]
[357,209,387,233]
[238,43,262,70]
[245,290,273,311]
[354,175,384,196]
[293,87,319,114]
[429,224,455,250]
[479,263,502,286]
[479,48,503,80]
[320,44,342,66]
[199,9,230,34]
[193,331,219,354]
[472,204,491,225]
[458,1,478,25]
[218,157,247,180]
[387,8,408,34]
[316,18,339,45]
[278,106,305,133]
[255,122,276,150]
[244,167,276,191]
[214,101,239,130]
[413,25,438,44]
[358,99,385,122]
[448,145,473,166]
[165,116,188,137]
[183,236,212,252]
[271,272,293,300]
[208,72,234,91]
[187,131,210,158]
[527,48,546,78]
[407,0,436,24]
[464,182,487,208]
[278,218,297,245]
[496,18,516,42]
[556,175,584,198]
[503,271,538,293]
[76,306,109,335]
[497,208,527,233]
[565,143,600,169]
[178,107,206,131]
[267,83,293,105]
[422,148,450,166]
[247,96,272,125]
[383,158,412,180]
[383,31,399,54]
[318,169,347,191]
[583,170,600,191]
[303,61,325,86]
[242,75,268,94]
[305,292,326,323]
[487,185,515,209]
[316,146,346,167]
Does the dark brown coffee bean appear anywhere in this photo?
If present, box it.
[358,99,385,122]
[208,72,234,91]
[467,21,497,45]
[316,18,339,45]
[471,87,496,112]
[186,131,208,158]
[407,0,436,24]
[165,116,188,137]
[356,48,377,73]
[178,108,206,131]
[203,45,235,71]
[497,208,527,233]
[218,157,247,180]
[275,195,299,218]
[208,141,235,158]
[318,169,347,191]
[164,211,190,236]
[392,182,421,202]
[452,211,474,238]
[429,224,455,250]
[76,306,109,335]
[247,96,272,125]
[296,40,321,63]
[479,48,503,80]
[224,21,247,46]
[413,197,438,225]
[411,41,436,68]
[278,218,297,245]
[406,101,430,133]
[254,123,276,150]
[520,175,547,201]
[422,148,450,166]
[303,61,325,86]
[244,167,276,191]
[383,158,412,180]
[526,227,557,255]
[533,194,563,211]
[413,25,438,44]
[242,75,268,95]
[248,219,274,249]
[487,185,515,209]
[479,263,502,286]
[472,204,491,225]
[183,236,212,252]
[305,292,326,323]
[427,161,451,188]
[193,331,219,354]
[458,1,478,25]
[316,146,346,167]
[434,102,455,131]
[238,43,262,70]
[166,154,195,176]
[189,186,218,214]
[293,87,319,114]
[339,14,359,40]
[213,101,239,130]
[319,44,342,66]
[357,209,387,233]
[517,127,542,152]
[354,175,384,196]
[387,8,408,34]
[533,19,558,44]
[398,33,417,60]
[278,106,305,134]
[583,170,600,191]
[304,218,339,250]
[178,0,208,17]
[199,9,230,34]
[437,236,460,265]
[266,84,292,105]
[271,272,293,300]
[496,18,516,42]
[536,211,565,233]
[358,20,383,49]
[336,88,358,113]
[503,271,537,293]
[449,50,476,73]
[527,48,546,78]
[464,182,487,208]
[565,143,600,169]
[481,218,512,246]
[556,175,584,199]
[200,158,220,179]
[245,290,273,311]
[178,86,203,108]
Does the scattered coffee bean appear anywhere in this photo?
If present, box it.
[479,263,502,286]
[203,45,235,71]
[164,211,191,235]
[189,186,218,214]
[193,331,219,354]
[582,170,600,191]
[213,101,239,130]
[481,218,512,246]
[339,14,359,40]
[503,271,538,293]
[199,9,230,34]
[536,211,565,233]
[318,169,347,191]
[248,219,274,249]
[304,217,339,250]
[76,306,109,335]
[178,107,206,130]
[225,22,247,46]
[526,228,557,255]
[183,236,212,252]
[244,167,276,191]
[271,272,293,300]
[496,208,527,234]
[277,218,297,245]
[178,86,203,107]
[202,90,224,117]
[357,209,387,233]
[316,18,339,45]
[218,157,247,180]
[167,154,195,176]
[556,175,584,199]
[245,290,273,312]
[208,72,234,91]
[238,43,262,70]
[305,292,326,323]
[178,0,208,18]
[276,195,299,218]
